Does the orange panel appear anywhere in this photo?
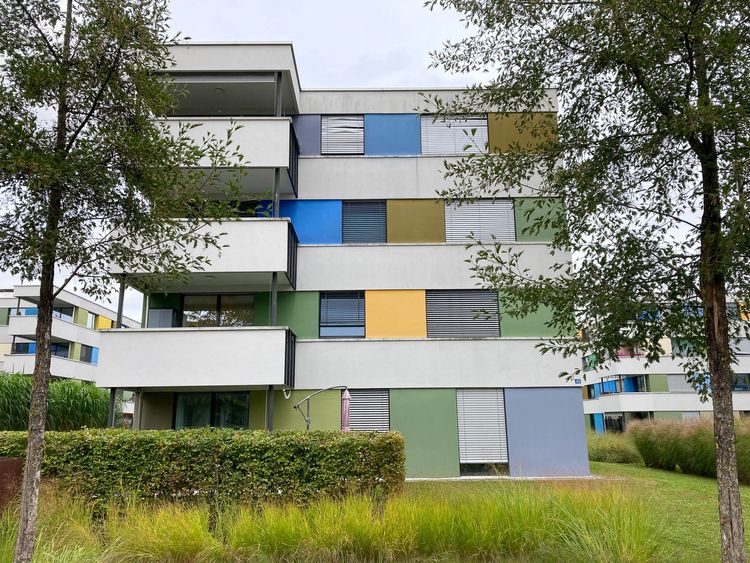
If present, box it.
[365,290,427,339]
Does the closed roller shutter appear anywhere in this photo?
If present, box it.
[445,199,515,243]
[321,115,364,155]
[348,389,390,432]
[420,115,488,156]
[426,290,499,337]
[457,389,508,463]
[342,200,386,243]
[667,375,693,392]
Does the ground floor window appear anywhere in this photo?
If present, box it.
[173,391,249,430]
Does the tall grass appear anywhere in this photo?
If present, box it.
[0,373,108,431]
[629,418,750,482]
[587,430,643,464]
[0,480,664,562]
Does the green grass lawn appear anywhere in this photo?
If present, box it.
[407,462,750,562]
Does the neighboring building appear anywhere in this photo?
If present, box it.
[94,42,589,478]
[0,285,138,381]
[583,338,750,433]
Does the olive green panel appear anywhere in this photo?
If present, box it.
[149,293,182,310]
[514,197,562,243]
[390,389,460,478]
[647,374,669,392]
[272,389,341,431]
[653,411,683,421]
[0,308,8,326]
[137,392,174,430]
[254,291,319,339]
[73,307,88,326]
[488,112,558,153]
[386,199,446,243]
[69,342,81,361]
[249,390,267,430]
[500,303,558,337]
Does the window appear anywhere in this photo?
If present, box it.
[174,392,249,430]
[86,312,96,330]
[604,413,625,433]
[321,115,364,155]
[79,344,94,363]
[420,115,488,156]
[148,308,179,328]
[319,291,365,338]
[456,389,508,464]
[348,389,389,432]
[52,307,74,322]
[425,290,500,338]
[342,200,386,243]
[444,199,516,244]
[11,341,35,354]
[51,342,69,358]
[11,307,38,317]
[734,374,750,391]
[182,295,254,328]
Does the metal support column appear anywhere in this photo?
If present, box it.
[107,388,116,427]
[116,278,125,328]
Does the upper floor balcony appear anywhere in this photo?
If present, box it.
[111,218,298,293]
[161,117,299,196]
[8,313,100,348]
[95,326,296,389]
[3,353,98,382]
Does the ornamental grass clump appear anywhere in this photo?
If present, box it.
[587,430,643,464]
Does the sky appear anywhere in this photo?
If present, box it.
[0,0,479,320]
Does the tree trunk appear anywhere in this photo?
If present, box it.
[13,1,72,561]
[700,151,746,562]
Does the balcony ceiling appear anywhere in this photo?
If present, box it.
[129,272,294,294]
[169,73,298,116]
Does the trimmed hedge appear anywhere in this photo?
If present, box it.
[0,428,405,504]
[587,431,642,464]
[629,419,750,483]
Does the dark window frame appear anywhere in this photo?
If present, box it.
[319,290,366,338]
[172,391,250,430]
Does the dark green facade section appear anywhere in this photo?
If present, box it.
[390,389,460,478]
[248,391,267,430]
[254,291,319,339]
[500,303,557,337]
[514,197,562,242]
[149,293,182,310]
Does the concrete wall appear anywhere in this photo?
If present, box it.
[390,388,460,478]
[296,244,567,291]
[295,338,580,389]
[505,387,590,477]
[2,354,97,381]
[136,392,174,429]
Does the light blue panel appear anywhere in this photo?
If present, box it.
[602,380,617,394]
[292,115,321,155]
[279,200,342,244]
[505,387,590,477]
[91,347,99,365]
[593,383,601,398]
[364,114,421,156]
[622,376,638,393]
[593,413,605,433]
[28,342,36,354]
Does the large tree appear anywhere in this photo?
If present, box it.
[0,1,243,560]
[427,0,750,560]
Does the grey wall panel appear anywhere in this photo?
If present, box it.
[421,116,488,156]
[667,374,694,393]
[321,115,364,155]
[292,114,321,155]
[348,389,389,432]
[445,200,515,243]
[426,290,499,337]
[342,200,386,243]
[505,387,590,477]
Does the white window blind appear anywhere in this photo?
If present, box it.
[347,389,390,432]
[445,199,516,244]
[420,115,488,156]
[456,389,508,464]
[321,115,364,155]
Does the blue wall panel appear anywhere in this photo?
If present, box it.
[505,387,590,477]
[279,200,342,244]
[593,413,605,433]
[622,376,638,393]
[292,115,321,156]
[364,114,420,156]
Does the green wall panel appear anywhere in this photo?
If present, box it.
[149,293,182,310]
[254,291,319,339]
[0,308,8,326]
[647,374,669,392]
[69,342,81,361]
[73,307,89,327]
[272,389,341,431]
[249,391,267,430]
[654,411,683,421]
[390,389,460,478]
[500,303,557,337]
[514,197,562,242]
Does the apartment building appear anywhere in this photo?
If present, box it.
[0,285,138,381]
[94,42,589,478]
[583,338,750,432]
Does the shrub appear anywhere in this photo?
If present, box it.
[587,430,642,464]
[0,373,108,431]
[629,418,750,483]
[0,428,405,505]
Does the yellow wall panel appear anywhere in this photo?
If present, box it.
[386,199,445,243]
[488,112,557,153]
[95,316,113,329]
[365,290,427,338]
